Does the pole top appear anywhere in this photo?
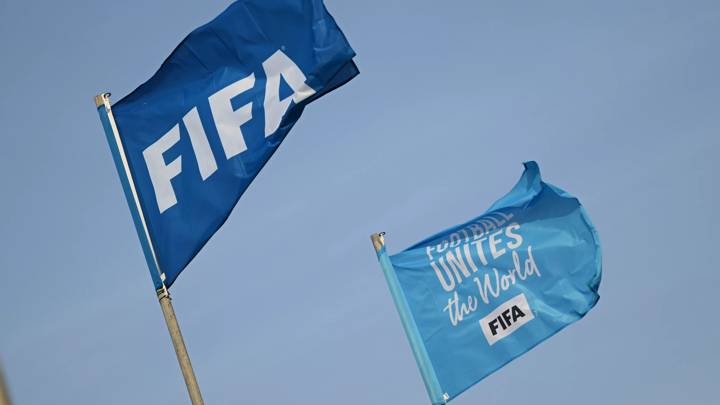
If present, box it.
[94,92,111,108]
[370,232,386,253]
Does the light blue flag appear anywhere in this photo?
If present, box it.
[372,161,601,404]
[97,0,357,289]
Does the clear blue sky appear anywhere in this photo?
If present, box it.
[1,0,718,404]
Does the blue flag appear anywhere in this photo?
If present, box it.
[97,0,357,289]
[372,162,601,404]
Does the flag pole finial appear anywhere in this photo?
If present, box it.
[94,92,111,108]
[370,232,386,253]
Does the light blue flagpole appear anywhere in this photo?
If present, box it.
[370,233,447,405]
[95,93,204,405]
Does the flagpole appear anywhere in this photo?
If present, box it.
[157,286,204,405]
[370,232,448,404]
[95,93,204,405]
[0,360,11,405]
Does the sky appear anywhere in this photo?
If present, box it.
[0,0,719,404]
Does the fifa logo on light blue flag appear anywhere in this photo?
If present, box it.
[480,293,534,345]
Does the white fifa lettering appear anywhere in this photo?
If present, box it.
[183,107,217,180]
[143,124,182,213]
[143,50,314,213]
[209,73,255,159]
[262,50,316,137]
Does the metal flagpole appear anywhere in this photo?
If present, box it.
[94,93,204,405]
[0,360,11,405]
